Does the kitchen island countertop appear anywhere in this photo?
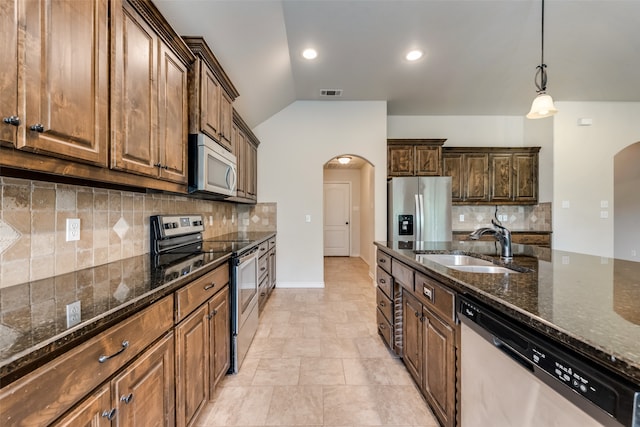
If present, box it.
[375,240,640,385]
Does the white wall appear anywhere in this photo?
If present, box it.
[255,101,387,287]
[323,168,362,257]
[360,162,376,278]
[553,102,640,257]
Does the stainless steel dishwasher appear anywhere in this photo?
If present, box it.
[458,295,639,427]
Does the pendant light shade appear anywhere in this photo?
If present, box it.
[527,0,557,119]
[527,93,557,119]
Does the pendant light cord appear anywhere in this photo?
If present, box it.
[534,0,548,93]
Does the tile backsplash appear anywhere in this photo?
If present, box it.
[0,177,246,288]
[451,203,552,232]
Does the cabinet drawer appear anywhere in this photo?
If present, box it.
[176,263,229,322]
[392,259,414,292]
[0,296,174,426]
[258,241,269,257]
[258,253,268,281]
[376,266,392,298]
[376,308,393,349]
[376,287,393,324]
[415,272,455,322]
[377,250,392,273]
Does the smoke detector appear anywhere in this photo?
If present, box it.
[320,89,343,97]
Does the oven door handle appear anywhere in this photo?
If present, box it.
[238,247,259,264]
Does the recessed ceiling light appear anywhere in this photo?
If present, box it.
[406,50,423,61]
[302,48,318,60]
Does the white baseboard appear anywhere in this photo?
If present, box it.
[275,282,325,289]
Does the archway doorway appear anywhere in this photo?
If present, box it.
[322,155,376,268]
[614,141,640,261]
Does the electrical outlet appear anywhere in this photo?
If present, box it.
[459,214,465,222]
[66,218,80,242]
[305,214,311,223]
[66,301,81,328]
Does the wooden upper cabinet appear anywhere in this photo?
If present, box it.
[20,0,109,166]
[387,139,445,177]
[463,153,490,202]
[490,153,513,202]
[111,0,193,184]
[443,147,540,204]
[158,43,189,183]
[184,37,239,153]
[0,0,18,147]
[442,153,463,201]
[514,153,538,202]
[232,109,259,203]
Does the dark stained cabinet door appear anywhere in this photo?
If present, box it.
[200,66,221,143]
[112,333,175,427]
[219,90,233,151]
[209,286,231,392]
[514,153,538,202]
[402,291,423,386]
[388,145,414,176]
[0,0,18,147]
[175,305,209,427]
[415,145,441,176]
[490,153,513,202]
[21,0,109,166]
[52,385,112,427]
[111,0,158,177]
[442,153,463,202]
[423,308,456,427]
[158,42,188,184]
[463,153,490,202]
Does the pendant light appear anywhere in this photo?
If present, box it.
[527,0,558,119]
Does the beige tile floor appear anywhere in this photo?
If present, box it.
[196,256,439,427]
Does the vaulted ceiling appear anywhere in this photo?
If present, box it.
[155,0,640,128]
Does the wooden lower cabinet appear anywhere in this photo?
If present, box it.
[402,289,457,427]
[54,333,175,427]
[175,281,230,427]
[209,287,231,392]
[175,305,209,427]
[52,386,112,427]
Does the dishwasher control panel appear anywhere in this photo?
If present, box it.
[531,345,617,416]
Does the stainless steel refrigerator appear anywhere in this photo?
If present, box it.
[387,176,452,241]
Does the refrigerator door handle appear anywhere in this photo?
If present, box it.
[414,194,421,240]
[418,194,425,240]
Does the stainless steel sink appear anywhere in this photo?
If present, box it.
[416,254,520,274]
[418,254,495,266]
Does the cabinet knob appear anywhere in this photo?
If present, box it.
[120,393,134,404]
[379,278,386,284]
[101,408,117,420]
[30,123,44,132]
[2,116,20,126]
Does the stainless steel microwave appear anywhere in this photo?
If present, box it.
[188,134,237,197]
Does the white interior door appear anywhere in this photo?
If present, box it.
[323,182,350,256]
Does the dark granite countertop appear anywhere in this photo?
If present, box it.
[0,231,275,387]
[375,240,640,385]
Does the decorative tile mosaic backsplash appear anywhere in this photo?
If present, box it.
[451,203,552,232]
[0,177,246,288]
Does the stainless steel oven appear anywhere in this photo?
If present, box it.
[231,246,259,373]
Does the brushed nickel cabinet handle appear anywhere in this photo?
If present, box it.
[204,282,216,291]
[120,393,133,404]
[98,340,129,363]
[379,278,386,284]
[3,116,20,126]
[30,123,44,132]
[102,408,117,420]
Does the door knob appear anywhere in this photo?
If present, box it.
[345,222,349,225]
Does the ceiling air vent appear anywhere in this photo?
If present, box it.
[320,89,343,97]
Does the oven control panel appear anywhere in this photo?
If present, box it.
[152,214,205,238]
